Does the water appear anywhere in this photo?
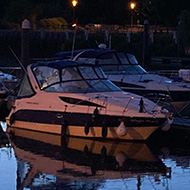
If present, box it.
[1,123,190,190]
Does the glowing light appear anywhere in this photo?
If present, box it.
[72,0,78,7]
[72,23,77,27]
[130,2,136,9]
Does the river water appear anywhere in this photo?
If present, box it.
[1,122,190,190]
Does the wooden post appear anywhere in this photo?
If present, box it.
[126,31,131,43]
[84,30,88,40]
[21,19,30,68]
[142,20,150,68]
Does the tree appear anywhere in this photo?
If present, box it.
[39,17,68,31]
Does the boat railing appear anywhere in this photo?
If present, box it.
[122,96,162,115]
[139,72,147,81]
[148,70,183,84]
[32,57,64,62]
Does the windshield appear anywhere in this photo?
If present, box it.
[33,65,120,93]
[127,53,139,64]
[101,64,146,75]
[78,52,147,75]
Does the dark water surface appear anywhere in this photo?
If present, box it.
[1,122,190,190]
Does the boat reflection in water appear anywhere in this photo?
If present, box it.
[6,126,171,190]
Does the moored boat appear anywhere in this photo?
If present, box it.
[54,47,190,115]
[6,59,172,141]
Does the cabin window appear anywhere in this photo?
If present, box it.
[62,67,81,81]
[127,53,139,64]
[98,54,118,65]
[118,65,136,74]
[33,66,60,89]
[117,53,130,64]
[17,74,34,97]
[77,58,96,64]
[86,79,120,92]
[79,66,98,79]
[95,67,107,78]
[117,65,146,75]
[49,80,88,93]
[101,65,118,72]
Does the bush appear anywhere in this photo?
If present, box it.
[39,17,68,31]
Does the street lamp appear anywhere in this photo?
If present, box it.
[72,0,78,7]
[72,0,78,23]
[130,2,136,31]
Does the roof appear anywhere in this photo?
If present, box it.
[30,59,96,70]
[53,49,117,59]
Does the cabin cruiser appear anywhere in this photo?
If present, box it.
[6,127,169,189]
[54,48,190,115]
[6,59,172,141]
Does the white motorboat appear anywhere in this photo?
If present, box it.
[54,48,190,114]
[6,59,171,141]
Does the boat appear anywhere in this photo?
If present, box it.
[0,70,17,104]
[0,68,20,93]
[6,59,172,141]
[0,69,20,120]
[6,127,169,189]
[53,47,190,115]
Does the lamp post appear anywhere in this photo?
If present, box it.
[72,0,78,23]
[130,2,136,31]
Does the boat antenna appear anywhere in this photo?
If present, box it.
[95,40,99,47]
[8,45,28,76]
[71,19,78,60]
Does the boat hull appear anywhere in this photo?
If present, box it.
[7,109,167,141]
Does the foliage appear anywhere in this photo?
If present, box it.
[39,17,68,31]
